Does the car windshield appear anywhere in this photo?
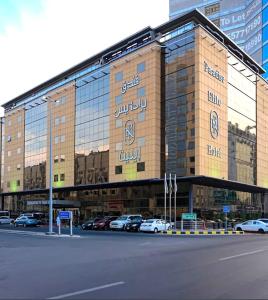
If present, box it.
[117,216,128,220]
[144,220,154,223]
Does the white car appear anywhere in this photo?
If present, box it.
[234,220,268,233]
[140,219,171,233]
[110,215,142,230]
[0,216,14,224]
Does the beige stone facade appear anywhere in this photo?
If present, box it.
[109,43,162,182]
[195,27,228,179]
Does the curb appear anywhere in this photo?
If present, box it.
[161,230,244,235]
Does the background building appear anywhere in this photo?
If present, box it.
[169,0,268,77]
[1,10,268,221]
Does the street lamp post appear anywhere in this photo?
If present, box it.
[42,96,56,235]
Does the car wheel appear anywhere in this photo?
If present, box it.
[154,227,158,233]
[236,227,242,231]
[258,228,265,234]
[167,226,171,230]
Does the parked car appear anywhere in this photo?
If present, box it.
[93,216,118,230]
[0,216,14,224]
[140,219,171,233]
[125,218,143,232]
[14,216,39,227]
[234,220,268,233]
[19,212,46,225]
[257,218,268,224]
[110,215,143,230]
[81,217,102,230]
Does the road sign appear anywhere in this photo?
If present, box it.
[223,206,230,213]
[182,213,197,220]
[59,211,71,220]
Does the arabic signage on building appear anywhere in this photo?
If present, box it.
[124,120,135,145]
[119,148,141,163]
[207,144,221,157]
[121,74,140,94]
[114,98,147,118]
[208,91,221,106]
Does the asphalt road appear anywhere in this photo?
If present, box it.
[1,226,268,299]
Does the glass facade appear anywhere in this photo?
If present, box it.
[24,101,47,190]
[169,0,268,78]
[75,66,110,185]
[165,30,195,176]
[228,56,257,185]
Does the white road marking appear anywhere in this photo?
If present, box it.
[0,229,80,238]
[47,281,125,299]
[219,249,265,261]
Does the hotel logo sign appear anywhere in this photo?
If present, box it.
[210,111,219,139]
[124,120,135,145]
[204,61,224,83]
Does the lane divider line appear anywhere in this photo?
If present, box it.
[219,249,265,261]
[47,281,125,299]
[162,230,244,235]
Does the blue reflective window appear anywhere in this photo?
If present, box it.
[263,25,268,46]
[263,0,268,6]
[263,6,268,24]
[115,95,122,105]
[263,43,268,61]
[137,87,145,97]
[263,62,268,78]
[115,71,123,82]
[137,62,145,73]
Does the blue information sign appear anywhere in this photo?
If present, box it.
[223,206,230,213]
[59,211,71,220]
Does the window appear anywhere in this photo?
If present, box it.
[17,180,20,187]
[8,120,11,126]
[137,137,145,147]
[7,166,11,172]
[137,62,145,73]
[55,136,59,144]
[7,182,10,188]
[60,174,65,181]
[17,148,21,154]
[115,95,123,105]
[61,116,65,124]
[137,162,145,172]
[190,168,195,175]
[188,141,195,150]
[60,135,65,143]
[116,143,122,151]
[7,135,11,142]
[60,155,65,162]
[17,132,21,138]
[7,151,11,157]
[55,117,60,126]
[116,119,122,128]
[115,165,122,174]
[54,175,58,182]
[137,87,145,97]
[17,116,22,123]
[54,156,59,163]
[115,71,123,82]
[190,128,195,136]
[189,156,195,163]
[17,164,21,171]
[138,111,145,122]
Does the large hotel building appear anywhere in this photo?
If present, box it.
[1,10,268,221]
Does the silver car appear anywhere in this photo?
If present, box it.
[0,216,14,224]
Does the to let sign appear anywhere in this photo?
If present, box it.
[182,213,197,220]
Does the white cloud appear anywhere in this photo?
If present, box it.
[0,0,168,115]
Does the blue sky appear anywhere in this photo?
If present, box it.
[0,0,168,114]
[0,0,43,33]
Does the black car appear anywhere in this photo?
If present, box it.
[81,217,102,230]
[125,219,143,232]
